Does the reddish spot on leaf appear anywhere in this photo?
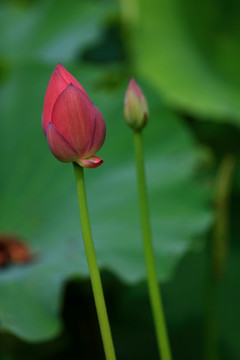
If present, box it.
[0,235,33,268]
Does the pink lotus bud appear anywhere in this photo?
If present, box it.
[42,64,106,168]
[123,78,149,130]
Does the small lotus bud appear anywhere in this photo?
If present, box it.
[123,78,149,130]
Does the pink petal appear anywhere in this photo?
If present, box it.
[42,67,69,135]
[46,123,78,162]
[85,106,106,157]
[52,84,95,157]
[42,64,89,135]
[128,77,144,99]
[56,64,87,95]
[77,156,104,168]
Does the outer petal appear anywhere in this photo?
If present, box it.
[56,64,87,94]
[42,64,89,135]
[77,156,104,168]
[52,84,95,157]
[42,68,68,135]
[127,77,144,99]
[46,123,78,162]
[86,106,106,157]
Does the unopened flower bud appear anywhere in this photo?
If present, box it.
[42,64,106,168]
[123,78,149,130]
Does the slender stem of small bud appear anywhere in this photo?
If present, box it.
[133,130,172,360]
[73,163,116,360]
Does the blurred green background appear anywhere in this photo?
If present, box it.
[1,0,240,359]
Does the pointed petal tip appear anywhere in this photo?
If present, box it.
[54,64,87,94]
[127,77,143,98]
[129,77,137,86]
[56,63,63,69]
[76,156,104,169]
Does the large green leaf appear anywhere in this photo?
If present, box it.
[131,0,240,123]
[0,63,211,341]
[0,0,116,63]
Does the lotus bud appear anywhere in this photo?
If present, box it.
[42,64,106,168]
[123,78,149,130]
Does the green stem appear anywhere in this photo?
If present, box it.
[133,130,172,360]
[73,163,116,360]
[204,154,235,360]
[213,154,235,278]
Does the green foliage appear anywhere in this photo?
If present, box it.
[0,0,116,63]
[132,0,240,122]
